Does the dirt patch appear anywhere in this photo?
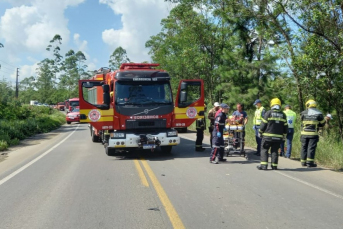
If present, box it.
[0,153,8,163]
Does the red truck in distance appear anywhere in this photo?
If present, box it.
[65,98,79,113]
[57,102,65,111]
[78,63,205,156]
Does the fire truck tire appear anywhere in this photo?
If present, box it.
[92,130,99,142]
[67,121,71,124]
[161,146,172,154]
[106,146,115,156]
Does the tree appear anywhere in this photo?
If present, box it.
[109,47,130,70]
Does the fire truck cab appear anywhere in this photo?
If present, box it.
[78,63,204,156]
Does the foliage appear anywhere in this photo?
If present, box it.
[19,34,90,104]
[109,46,130,70]
[0,103,65,151]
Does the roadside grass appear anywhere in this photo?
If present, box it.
[189,111,343,170]
[0,105,66,151]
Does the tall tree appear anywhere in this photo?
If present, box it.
[109,47,130,70]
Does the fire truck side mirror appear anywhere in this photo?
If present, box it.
[180,91,187,103]
[180,82,187,90]
[102,84,110,108]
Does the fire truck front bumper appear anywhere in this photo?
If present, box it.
[108,130,180,149]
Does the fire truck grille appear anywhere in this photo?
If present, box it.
[126,119,166,129]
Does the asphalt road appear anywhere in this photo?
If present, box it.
[1,124,343,229]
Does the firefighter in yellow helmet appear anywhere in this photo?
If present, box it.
[300,99,325,167]
[257,98,288,170]
[195,104,207,151]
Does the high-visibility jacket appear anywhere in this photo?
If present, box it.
[196,118,206,130]
[300,108,325,137]
[284,109,297,129]
[253,106,265,126]
[260,109,288,142]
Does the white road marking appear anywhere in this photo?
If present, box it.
[276,171,343,200]
[183,134,343,201]
[0,124,79,186]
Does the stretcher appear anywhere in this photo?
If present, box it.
[223,124,246,158]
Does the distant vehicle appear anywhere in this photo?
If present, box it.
[30,100,38,105]
[66,108,80,124]
[37,103,43,106]
[57,102,65,111]
[65,98,79,113]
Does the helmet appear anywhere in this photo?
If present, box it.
[214,102,220,107]
[306,99,317,108]
[270,98,281,107]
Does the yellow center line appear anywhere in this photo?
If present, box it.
[140,158,185,229]
[133,159,149,187]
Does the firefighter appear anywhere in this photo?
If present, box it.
[280,105,297,158]
[257,98,288,170]
[195,105,207,151]
[253,99,265,156]
[210,103,230,164]
[207,102,220,147]
[300,100,325,167]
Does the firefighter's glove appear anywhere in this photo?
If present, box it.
[217,132,222,138]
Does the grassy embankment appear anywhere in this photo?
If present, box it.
[189,111,343,170]
[0,102,66,151]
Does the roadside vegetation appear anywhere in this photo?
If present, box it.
[0,100,65,151]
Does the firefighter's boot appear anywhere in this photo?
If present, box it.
[256,165,267,170]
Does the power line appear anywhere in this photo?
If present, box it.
[0,64,15,71]
[0,69,14,75]
[0,59,17,68]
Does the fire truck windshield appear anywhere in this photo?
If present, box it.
[115,81,173,105]
[70,101,79,107]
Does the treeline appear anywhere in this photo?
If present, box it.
[19,35,90,104]
[144,0,343,141]
[16,35,133,105]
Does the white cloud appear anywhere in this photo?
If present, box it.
[0,0,85,64]
[100,0,174,62]
[19,62,39,80]
[73,33,88,57]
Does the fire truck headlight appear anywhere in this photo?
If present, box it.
[167,130,178,137]
[111,132,126,138]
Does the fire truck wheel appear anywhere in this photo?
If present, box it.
[92,130,99,142]
[161,146,172,154]
[106,146,115,156]
[67,121,71,124]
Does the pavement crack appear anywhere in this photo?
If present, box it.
[148,207,160,211]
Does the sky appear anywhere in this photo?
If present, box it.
[0,0,175,85]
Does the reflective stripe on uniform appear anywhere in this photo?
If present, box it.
[303,120,319,124]
[301,131,318,135]
[301,159,306,162]
[261,162,268,165]
[272,163,278,166]
[261,118,268,123]
[267,117,287,122]
[263,133,283,138]
[307,158,315,161]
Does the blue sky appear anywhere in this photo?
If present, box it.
[0,0,173,84]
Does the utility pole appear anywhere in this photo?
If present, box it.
[15,68,19,98]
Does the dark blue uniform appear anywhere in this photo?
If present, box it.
[210,111,226,162]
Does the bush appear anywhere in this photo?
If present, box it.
[0,140,8,151]
[0,108,66,151]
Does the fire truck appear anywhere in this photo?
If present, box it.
[78,63,204,156]
[65,98,79,113]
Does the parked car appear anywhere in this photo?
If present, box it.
[66,108,80,124]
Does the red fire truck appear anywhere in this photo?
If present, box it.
[65,98,79,113]
[78,63,204,156]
